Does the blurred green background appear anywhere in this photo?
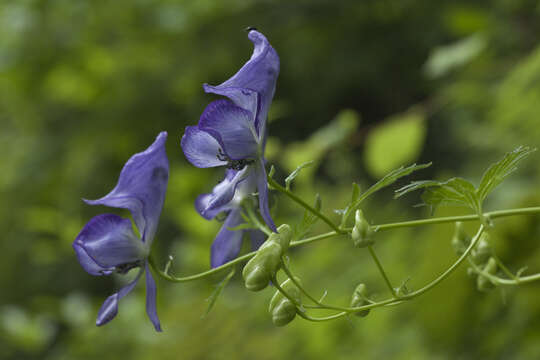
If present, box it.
[2,0,540,359]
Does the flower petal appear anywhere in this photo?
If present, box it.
[96,268,143,326]
[199,100,258,160]
[74,214,146,272]
[203,30,279,137]
[210,209,245,268]
[255,160,277,232]
[197,167,249,219]
[73,241,111,276]
[248,229,266,251]
[181,126,227,168]
[145,264,162,332]
[85,132,169,244]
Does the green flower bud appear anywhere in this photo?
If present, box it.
[451,222,471,255]
[472,233,491,264]
[477,257,497,292]
[271,298,297,326]
[351,210,373,248]
[350,283,370,317]
[269,278,301,327]
[242,242,282,291]
[266,224,292,252]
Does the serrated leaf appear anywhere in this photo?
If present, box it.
[285,161,315,190]
[202,268,235,318]
[424,178,479,211]
[343,163,431,224]
[397,177,480,212]
[476,146,536,202]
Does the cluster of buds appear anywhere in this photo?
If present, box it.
[242,224,292,291]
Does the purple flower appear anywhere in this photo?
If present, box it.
[195,169,266,267]
[181,29,280,245]
[73,132,168,331]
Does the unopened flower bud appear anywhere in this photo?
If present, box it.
[269,278,301,327]
[267,224,292,252]
[477,257,497,292]
[242,224,292,292]
[472,233,491,264]
[242,242,282,291]
[351,210,373,248]
[271,298,297,326]
[451,222,471,255]
[350,283,370,317]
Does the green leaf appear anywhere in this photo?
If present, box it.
[396,146,536,213]
[476,146,536,202]
[343,163,431,224]
[364,110,427,178]
[285,161,315,191]
[424,34,486,79]
[202,268,236,318]
[396,177,480,212]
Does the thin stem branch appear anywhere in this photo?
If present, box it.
[267,175,345,234]
[149,231,344,282]
[367,245,397,297]
[280,259,352,312]
[365,207,540,232]
[244,204,272,236]
[400,225,485,299]
[468,259,540,285]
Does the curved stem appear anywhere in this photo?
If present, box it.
[271,275,346,322]
[149,231,344,282]
[150,206,540,283]
[400,225,485,299]
[468,259,540,285]
[280,259,352,312]
[267,175,345,234]
[243,204,272,236]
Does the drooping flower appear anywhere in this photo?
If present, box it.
[73,132,168,331]
[195,168,266,267]
[181,29,280,242]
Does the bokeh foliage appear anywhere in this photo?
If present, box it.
[1,0,540,359]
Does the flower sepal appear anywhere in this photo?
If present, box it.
[242,224,292,291]
[268,277,301,327]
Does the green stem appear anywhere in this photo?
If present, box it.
[280,259,352,312]
[267,175,345,234]
[468,259,540,285]
[150,206,540,283]
[367,245,397,297]
[244,204,272,236]
[400,225,485,299]
[149,231,343,282]
[364,207,540,232]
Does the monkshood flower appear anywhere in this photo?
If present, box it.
[73,132,168,331]
[181,29,280,240]
[196,168,266,267]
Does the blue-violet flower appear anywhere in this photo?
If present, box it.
[181,29,279,239]
[73,132,168,331]
[195,168,266,267]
